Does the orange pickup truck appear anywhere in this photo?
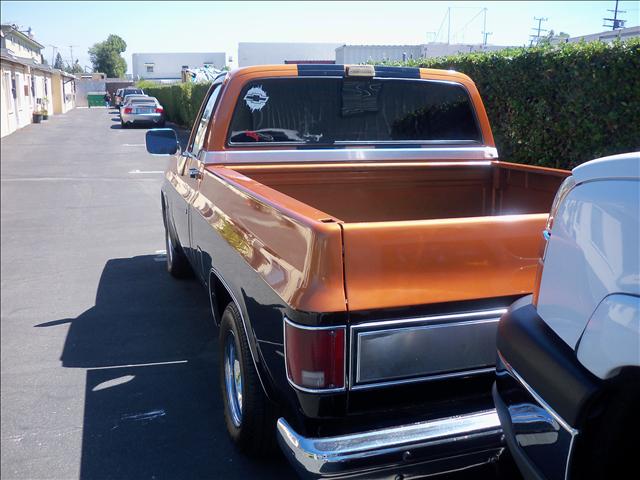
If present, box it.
[146,64,568,479]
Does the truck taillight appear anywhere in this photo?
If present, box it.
[155,107,163,113]
[284,319,345,391]
[532,175,575,306]
[123,107,132,114]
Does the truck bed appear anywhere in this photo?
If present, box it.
[207,160,567,312]
[233,161,565,222]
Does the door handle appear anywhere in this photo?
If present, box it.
[189,167,201,179]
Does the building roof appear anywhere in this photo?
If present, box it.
[1,47,75,78]
[0,24,45,50]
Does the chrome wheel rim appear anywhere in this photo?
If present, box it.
[224,333,243,427]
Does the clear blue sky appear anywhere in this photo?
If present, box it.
[2,1,638,72]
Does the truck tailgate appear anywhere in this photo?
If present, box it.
[342,213,547,311]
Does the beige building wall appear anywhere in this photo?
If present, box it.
[1,60,34,137]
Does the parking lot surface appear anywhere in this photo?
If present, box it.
[1,108,514,479]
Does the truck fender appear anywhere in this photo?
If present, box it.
[576,293,640,380]
[208,266,274,402]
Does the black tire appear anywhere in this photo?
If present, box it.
[120,121,128,129]
[163,211,192,278]
[219,302,276,456]
[573,380,640,480]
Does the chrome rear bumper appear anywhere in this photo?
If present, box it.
[277,409,503,479]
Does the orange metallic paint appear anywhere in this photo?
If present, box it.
[178,65,571,314]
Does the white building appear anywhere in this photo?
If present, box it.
[336,43,513,64]
[1,24,75,138]
[564,25,640,43]
[238,42,342,67]
[132,52,226,82]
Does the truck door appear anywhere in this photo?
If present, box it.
[174,81,224,273]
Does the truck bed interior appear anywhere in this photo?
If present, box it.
[231,162,567,223]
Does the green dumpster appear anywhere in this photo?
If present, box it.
[87,92,106,108]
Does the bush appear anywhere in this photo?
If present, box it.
[141,82,212,128]
[391,39,640,169]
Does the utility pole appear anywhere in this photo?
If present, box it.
[447,7,451,45]
[529,17,548,47]
[68,45,79,67]
[48,44,58,66]
[481,8,492,46]
[603,0,626,30]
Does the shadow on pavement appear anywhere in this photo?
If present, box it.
[37,255,291,479]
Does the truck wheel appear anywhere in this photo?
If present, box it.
[164,216,192,278]
[219,302,276,456]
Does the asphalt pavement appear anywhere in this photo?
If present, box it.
[0,107,516,480]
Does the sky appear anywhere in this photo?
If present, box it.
[2,1,638,73]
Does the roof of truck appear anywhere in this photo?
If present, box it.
[573,151,640,183]
[227,64,474,84]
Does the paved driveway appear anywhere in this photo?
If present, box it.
[1,108,514,480]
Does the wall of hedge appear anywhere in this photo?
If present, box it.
[139,81,211,129]
[393,39,639,169]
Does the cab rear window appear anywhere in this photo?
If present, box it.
[228,77,481,146]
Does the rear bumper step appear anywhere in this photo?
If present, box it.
[277,409,504,479]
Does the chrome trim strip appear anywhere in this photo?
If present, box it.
[352,308,507,331]
[498,350,578,436]
[349,367,496,391]
[277,409,502,477]
[283,316,347,393]
[203,146,499,165]
[208,267,269,397]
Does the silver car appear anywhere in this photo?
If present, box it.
[120,96,165,128]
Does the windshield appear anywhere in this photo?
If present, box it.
[228,77,481,146]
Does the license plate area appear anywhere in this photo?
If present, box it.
[349,309,505,390]
[136,107,155,114]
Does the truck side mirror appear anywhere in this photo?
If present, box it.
[146,128,179,155]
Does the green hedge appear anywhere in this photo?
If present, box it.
[140,82,211,128]
[391,39,640,169]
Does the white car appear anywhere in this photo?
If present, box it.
[494,152,639,480]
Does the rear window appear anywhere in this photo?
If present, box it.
[130,97,156,104]
[124,89,143,95]
[228,77,481,146]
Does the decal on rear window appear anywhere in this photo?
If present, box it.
[244,86,269,112]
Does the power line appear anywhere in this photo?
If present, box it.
[529,17,549,47]
[603,0,626,29]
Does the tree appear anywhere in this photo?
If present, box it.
[53,52,65,70]
[88,34,127,78]
[539,30,570,46]
[65,60,84,74]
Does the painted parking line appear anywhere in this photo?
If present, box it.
[128,169,164,174]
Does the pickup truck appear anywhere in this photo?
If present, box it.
[145,64,569,479]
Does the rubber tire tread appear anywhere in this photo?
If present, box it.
[219,302,277,457]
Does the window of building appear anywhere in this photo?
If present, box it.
[145,63,154,73]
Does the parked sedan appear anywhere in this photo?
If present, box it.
[116,87,145,108]
[120,96,165,128]
[494,152,640,480]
